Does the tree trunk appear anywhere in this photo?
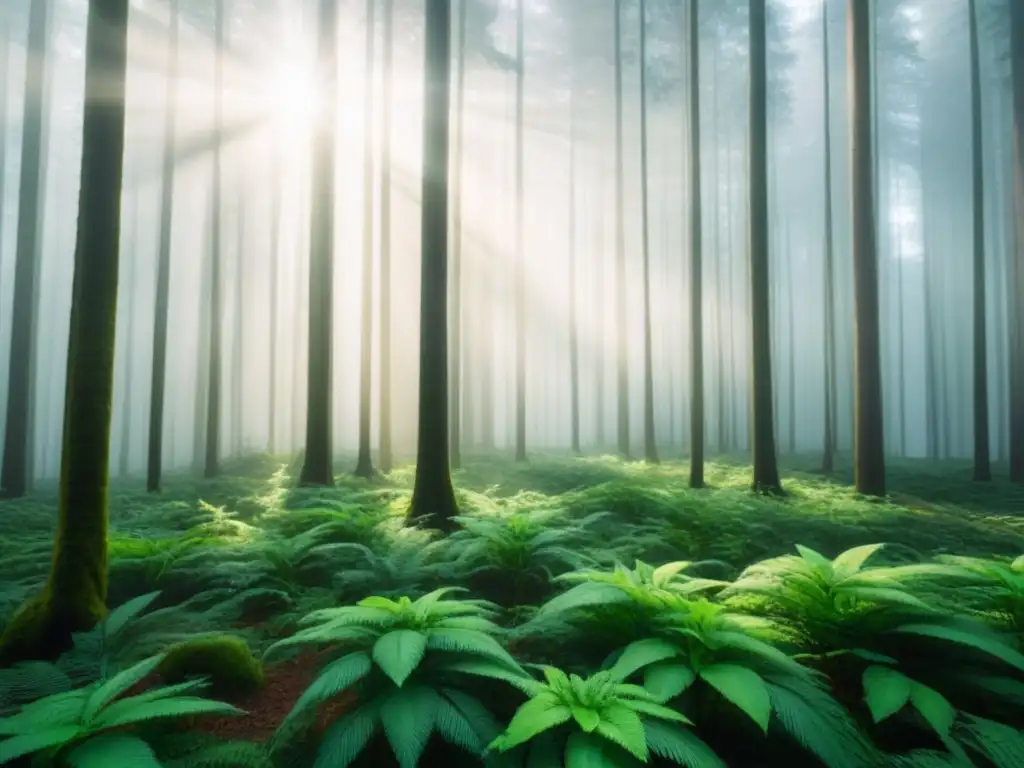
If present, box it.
[147,0,180,492]
[821,0,837,473]
[1011,0,1024,483]
[299,0,339,487]
[448,0,468,470]
[120,188,140,478]
[639,0,658,464]
[233,189,245,455]
[568,36,581,456]
[848,0,885,496]
[355,0,378,479]
[614,0,630,459]
[748,0,783,495]
[688,0,705,488]
[0,0,129,664]
[379,0,394,473]
[408,0,458,532]
[514,0,527,462]
[268,136,281,453]
[1,0,49,499]
[968,0,991,481]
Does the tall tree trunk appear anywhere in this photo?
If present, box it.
[968,0,991,481]
[268,134,281,453]
[688,0,705,488]
[147,0,179,492]
[614,0,630,459]
[448,0,468,470]
[748,0,783,495]
[0,0,129,664]
[379,0,394,472]
[568,42,581,456]
[848,0,885,495]
[1011,0,1024,483]
[639,0,658,464]
[0,26,8,276]
[355,0,377,478]
[233,189,245,454]
[821,0,837,473]
[1,0,49,499]
[300,0,339,486]
[203,0,226,479]
[192,200,213,474]
[514,0,527,462]
[120,188,140,478]
[408,0,458,532]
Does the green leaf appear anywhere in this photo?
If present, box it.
[313,702,379,768]
[65,733,161,768]
[596,704,648,762]
[103,592,162,637]
[608,639,681,682]
[533,582,631,622]
[643,663,695,702]
[373,630,428,687]
[862,665,913,724]
[81,654,167,724]
[91,696,244,730]
[651,562,692,588]
[287,651,373,722]
[0,725,84,763]
[626,698,693,725]
[426,628,522,670]
[895,623,1024,672]
[909,683,956,737]
[699,664,772,733]
[565,730,636,768]
[493,696,573,752]
[437,658,542,695]
[571,707,601,733]
[795,545,833,574]
[435,689,500,756]
[831,544,885,579]
[380,686,440,768]
[643,719,727,768]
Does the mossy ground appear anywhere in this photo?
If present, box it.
[0,451,1021,764]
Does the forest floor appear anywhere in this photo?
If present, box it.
[1,452,1023,765]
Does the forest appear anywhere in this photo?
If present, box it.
[0,0,1023,766]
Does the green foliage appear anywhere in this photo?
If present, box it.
[0,653,242,765]
[158,635,265,697]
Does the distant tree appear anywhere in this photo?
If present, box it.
[0,0,130,664]
[1011,0,1024,483]
[379,0,395,473]
[299,0,339,487]
[614,0,630,459]
[449,0,469,470]
[514,0,527,463]
[848,0,885,496]
[688,0,705,489]
[820,0,837,474]
[748,0,783,495]
[408,0,459,532]
[639,0,658,464]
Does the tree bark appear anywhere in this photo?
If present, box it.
[688,0,705,488]
[514,0,527,462]
[379,0,395,473]
[449,0,468,470]
[639,0,658,464]
[1011,0,1024,483]
[614,0,630,459]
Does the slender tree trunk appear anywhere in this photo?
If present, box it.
[355,0,377,478]
[688,0,705,488]
[568,46,581,456]
[448,0,468,470]
[1011,0,1024,482]
[408,0,458,532]
[203,0,226,479]
[748,0,783,495]
[614,0,630,459]
[0,0,129,664]
[379,0,394,472]
[1,0,49,498]
[968,0,991,481]
[147,0,179,492]
[192,201,213,473]
[639,0,658,464]
[821,0,837,473]
[233,190,245,455]
[0,26,8,277]
[514,0,527,462]
[848,0,885,495]
[268,135,281,453]
[300,0,339,486]
[120,189,140,478]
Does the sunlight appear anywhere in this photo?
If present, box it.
[263,55,322,138]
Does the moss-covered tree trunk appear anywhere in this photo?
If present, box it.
[1,0,49,499]
[748,0,783,495]
[408,0,458,533]
[848,0,885,496]
[688,0,705,489]
[378,0,395,473]
[448,0,468,471]
[0,0,130,664]
[147,0,180,493]
[355,0,378,479]
[299,0,338,487]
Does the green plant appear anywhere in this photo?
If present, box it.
[0,653,242,765]
[932,554,1024,633]
[488,666,722,767]
[158,635,265,697]
[266,588,533,766]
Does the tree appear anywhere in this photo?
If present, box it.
[1012,0,1024,483]
[299,0,339,487]
[147,0,180,492]
[408,0,459,532]
[968,0,990,482]
[748,0,783,494]
[639,0,658,464]
[1,0,49,498]
[688,0,705,488]
[567,25,581,457]
[0,0,130,663]
[848,0,885,496]
[614,0,630,459]
[379,0,395,473]
[449,0,469,469]
[355,0,377,479]
[821,0,838,474]
[514,0,527,462]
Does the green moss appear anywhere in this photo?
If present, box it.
[0,590,105,665]
[158,635,265,697]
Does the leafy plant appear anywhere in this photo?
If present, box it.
[488,666,722,768]
[266,588,533,767]
[932,554,1024,633]
[0,653,242,765]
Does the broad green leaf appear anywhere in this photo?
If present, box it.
[571,706,601,733]
[313,702,379,768]
[91,696,244,729]
[437,658,542,695]
[608,639,680,682]
[533,582,631,621]
[65,733,160,768]
[596,704,648,762]
[643,663,696,702]
[862,666,912,723]
[894,624,1024,672]
[699,665,772,733]
[380,686,440,767]
[831,544,885,579]
[795,545,833,574]
[652,562,692,588]
[373,630,428,687]
[426,628,522,670]
[103,592,162,638]
[81,654,166,724]
[0,725,83,763]
[626,698,693,725]
[643,719,727,768]
[287,651,373,722]
[909,683,956,737]
[1011,555,1024,573]
[436,688,501,755]
[493,697,573,751]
